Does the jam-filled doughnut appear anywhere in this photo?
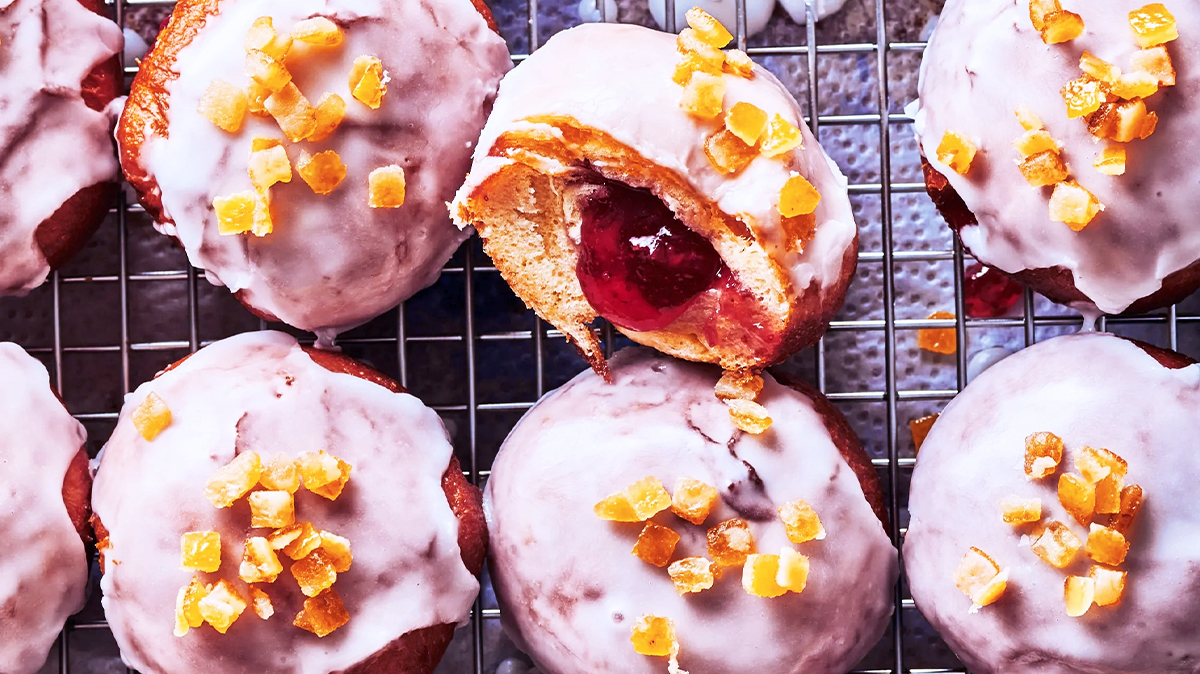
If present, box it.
[905,332,1200,674]
[451,14,857,382]
[485,347,897,674]
[0,343,91,674]
[0,0,122,295]
[118,0,511,338]
[916,0,1200,316]
[91,331,486,674]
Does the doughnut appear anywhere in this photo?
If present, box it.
[117,0,511,338]
[90,331,486,674]
[0,0,122,295]
[485,347,897,674]
[0,343,91,674]
[915,0,1200,316]
[904,332,1200,673]
[450,15,858,383]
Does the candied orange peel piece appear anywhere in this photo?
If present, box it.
[671,477,719,525]
[1028,0,1058,31]
[954,547,1008,611]
[204,451,263,508]
[132,391,172,441]
[296,450,352,499]
[776,546,810,594]
[1064,575,1095,617]
[1111,72,1159,100]
[1085,524,1129,566]
[633,522,681,567]
[1059,472,1096,526]
[1015,105,1044,131]
[595,476,672,522]
[259,452,300,493]
[174,576,208,637]
[1019,150,1070,188]
[1025,431,1063,479]
[265,81,317,143]
[1106,484,1143,534]
[779,174,821,218]
[213,190,272,237]
[685,7,733,48]
[1090,566,1126,606]
[1031,520,1082,568]
[248,586,274,620]
[676,28,726,69]
[245,50,292,93]
[1076,446,1127,484]
[999,496,1042,525]
[319,531,353,573]
[704,128,758,175]
[779,499,825,544]
[723,49,755,78]
[918,311,957,355]
[1079,51,1120,84]
[759,114,804,158]
[1049,180,1104,231]
[249,490,295,529]
[1041,10,1085,44]
[909,413,939,453]
[725,101,768,146]
[668,557,715,595]
[369,165,407,208]
[291,17,344,46]
[244,16,292,60]
[726,398,772,434]
[309,93,347,143]
[294,588,350,637]
[349,55,388,109]
[707,518,756,567]
[198,80,248,133]
[1094,146,1127,177]
[296,150,348,196]
[680,71,725,120]
[1087,99,1158,143]
[248,143,292,193]
[714,370,764,401]
[1129,3,1178,48]
[631,614,676,657]
[1062,76,1109,119]
[1013,129,1059,158]
[1130,45,1176,86]
[936,130,976,175]
[197,579,247,634]
[742,553,787,597]
[292,547,339,597]
[276,521,322,560]
[239,535,284,584]
[246,81,271,116]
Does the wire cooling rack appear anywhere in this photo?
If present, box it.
[2,0,1198,672]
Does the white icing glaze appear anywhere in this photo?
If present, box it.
[0,0,121,294]
[0,343,88,674]
[646,0,774,39]
[775,0,849,27]
[453,23,858,304]
[91,331,478,674]
[138,0,511,334]
[905,332,1200,674]
[915,0,1200,315]
[486,347,898,674]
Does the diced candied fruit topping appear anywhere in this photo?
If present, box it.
[1095,472,1125,515]
[245,50,292,93]
[776,547,810,594]
[725,102,768,146]
[909,413,939,453]
[1090,566,1126,606]
[1019,150,1070,188]
[132,391,171,441]
[1041,10,1084,44]
[673,49,722,85]
[265,82,317,143]
[668,557,715,595]
[181,531,222,572]
[174,576,207,637]
[243,16,292,60]
[368,165,407,208]
[239,536,284,584]
[631,615,676,657]
[349,55,387,109]
[625,476,674,520]
[726,398,773,434]
[259,452,300,493]
[1025,431,1063,478]
[936,130,976,175]
[1079,52,1121,83]
[1028,0,1060,31]
[1031,520,1082,568]
[306,92,347,143]
[723,49,754,78]
[296,150,348,196]
[1000,496,1042,524]
[198,80,247,133]
[1015,105,1044,131]
[1129,3,1178,48]
[319,531,353,573]
[279,521,322,560]
[954,547,1003,607]
[742,553,786,597]
[594,492,640,522]
[248,586,274,619]
[1111,72,1159,100]
[680,71,725,120]
[671,477,719,525]
[759,114,804,157]
[707,518,756,567]
[292,547,338,597]
[714,370,764,402]
[633,522,681,567]
[778,499,825,544]
[1106,484,1143,533]
[1087,99,1157,143]
[1049,180,1104,231]
[918,311,957,355]
[703,128,758,174]
[204,451,263,508]
[1130,45,1176,86]
[212,190,269,236]
[295,450,353,499]
[1086,524,1129,566]
[267,522,304,550]
[246,81,271,116]
[294,588,350,637]
[1013,129,1059,158]
[1064,575,1095,617]
[249,490,295,529]
[248,144,292,192]
[1094,146,1127,176]
[291,17,344,46]
[1059,472,1097,525]
[779,174,821,217]
[1076,446,1127,484]
[197,579,247,634]
[676,28,726,68]
[685,7,733,47]
[1062,76,1109,119]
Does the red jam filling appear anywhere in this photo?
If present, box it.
[576,179,727,332]
[964,263,1023,318]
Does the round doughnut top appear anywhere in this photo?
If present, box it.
[137,0,511,337]
[904,332,1200,674]
[455,22,857,302]
[0,343,88,674]
[91,331,478,674]
[485,347,897,674]
[915,0,1200,315]
[0,0,121,294]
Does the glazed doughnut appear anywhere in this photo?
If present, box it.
[118,0,511,338]
[91,331,486,674]
[451,17,857,380]
[485,347,897,674]
[915,0,1200,316]
[0,0,122,295]
[0,343,91,674]
[905,332,1200,674]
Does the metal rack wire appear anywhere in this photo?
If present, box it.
[1,0,1195,672]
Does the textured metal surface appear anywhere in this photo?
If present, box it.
[2,0,1198,672]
